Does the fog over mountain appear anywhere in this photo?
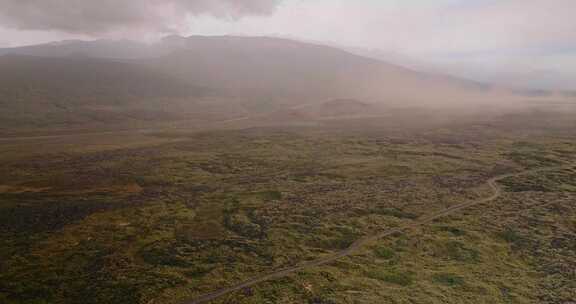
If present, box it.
[0,1,573,129]
[2,35,546,130]
[1,1,574,91]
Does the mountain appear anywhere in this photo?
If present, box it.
[0,39,159,59]
[0,36,540,130]
[145,36,508,105]
[0,35,241,59]
[0,36,497,99]
[0,55,207,128]
[349,47,576,94]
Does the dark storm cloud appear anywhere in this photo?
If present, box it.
[0,0,281,34]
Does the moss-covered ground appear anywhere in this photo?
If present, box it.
[1,109,575,304]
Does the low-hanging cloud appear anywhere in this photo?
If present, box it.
[0,0,281,35]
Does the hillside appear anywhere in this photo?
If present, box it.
[0,55,207,129]
[0,36,536,131]
[0,39,157,59]
[148,36,502,104]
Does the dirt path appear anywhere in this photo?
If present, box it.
[182,163,572,304]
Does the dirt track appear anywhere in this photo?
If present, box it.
[182,163,572,304]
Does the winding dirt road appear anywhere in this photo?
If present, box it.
[183,163,572,304]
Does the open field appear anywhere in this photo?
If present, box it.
[1,108,575,304]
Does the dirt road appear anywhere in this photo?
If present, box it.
[182,163,572,304]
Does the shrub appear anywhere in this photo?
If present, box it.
[375,207,418,219]
[183,265,214,279]
[499,228,524,244]
[367,269,414,286]
[224,213,263,239]
[139,241,190,267]
[436,226,466,236]
[436,241,480,263]
[432,273,465,286]
[374,246,395,259]
[257,190,283,201]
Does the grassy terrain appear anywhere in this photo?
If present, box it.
[0,109,575,304]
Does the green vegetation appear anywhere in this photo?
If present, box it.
[432,273,465,286]
[435,225,466,236]
[373,246,396,259]
[1,109,575,304]
[501,168,576,192]
[367,269,415,286]
[374,207,419,219]
[435,240,481,263]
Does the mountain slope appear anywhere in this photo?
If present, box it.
[0,36,498,100]
[0,36,502,101]
[147,36,499,103]
[0,36,534,130]
[0,55,207,128]
[0,40,157,59]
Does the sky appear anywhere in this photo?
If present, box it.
[0,0,575,89]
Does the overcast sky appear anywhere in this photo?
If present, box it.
[0,0,575,89]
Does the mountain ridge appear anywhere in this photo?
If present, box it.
[0,35,547,130]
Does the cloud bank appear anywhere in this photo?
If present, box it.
[0,0,281,35]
